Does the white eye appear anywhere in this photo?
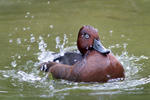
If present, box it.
[84,34,90,39]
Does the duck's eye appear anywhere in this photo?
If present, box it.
[84,33,90,39]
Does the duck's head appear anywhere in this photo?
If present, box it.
[77,25,110,55]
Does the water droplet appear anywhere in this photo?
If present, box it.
[109,30,113,36]
[116,44,120,48]
[49,85,54,90]
[27,27,30,30]
[39,36,43,40]
[18,56,21,59]
[23,27,26,31]
[9,39,13,43]
[24,39,27,42]
[48,1,50,4]
[26,12,30,15]
[49,25,54,29]
[27,46,31,51]
[3,74,9,78]
[15,27,18,31]
[31,16,34,19]
[17,38,21,44]
[121,34,125,38]
[56,36,60,49]
[8,33,12,36]
[47,34,51,37]
[39,36,47,52]
[25,15,28,18]
[11,61,17,67]
[30,36,35,43]
[109,30,113,33]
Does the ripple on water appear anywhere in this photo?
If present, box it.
[1,34,149,97]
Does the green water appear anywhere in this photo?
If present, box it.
[0,0,150,100]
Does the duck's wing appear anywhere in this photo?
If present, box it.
[53,52,83,65]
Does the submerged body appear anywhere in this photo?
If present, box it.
[40,25,125,82]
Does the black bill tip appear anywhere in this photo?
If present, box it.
[93,39,110,55]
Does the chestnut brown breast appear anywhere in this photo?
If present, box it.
[70,51,124,82]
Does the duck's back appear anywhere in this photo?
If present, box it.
[53,52,83,65]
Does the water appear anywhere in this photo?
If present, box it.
[0,0,150,100]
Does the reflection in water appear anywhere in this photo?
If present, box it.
[0,34,149,97]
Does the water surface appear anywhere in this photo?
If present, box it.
[0,0,150,100]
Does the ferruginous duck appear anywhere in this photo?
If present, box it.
[40,25,125,82]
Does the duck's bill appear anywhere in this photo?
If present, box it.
[93,39,110,55]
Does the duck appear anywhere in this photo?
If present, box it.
[40,25,125,82]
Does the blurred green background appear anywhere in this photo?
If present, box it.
[0,0,150,100]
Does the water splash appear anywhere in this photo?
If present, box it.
[30,34,35,43]
[17,71,41,82]
[11,60,17,67]
[38,36,47,52]
[1,35,149,97]
[37,34,76,63]
[56,34,68,56]
[115,43,148,79]
[37,36,55,63]
[36,41,149,94]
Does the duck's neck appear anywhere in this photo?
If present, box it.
[82,50,93,58]
[83,50,108,58]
